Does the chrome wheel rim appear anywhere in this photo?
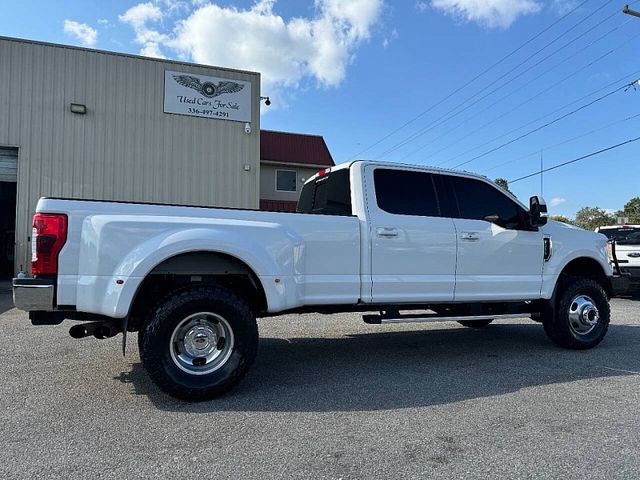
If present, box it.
[568,295,600,336]
[169,312,235,375]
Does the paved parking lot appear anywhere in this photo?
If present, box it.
[1,288,639,479]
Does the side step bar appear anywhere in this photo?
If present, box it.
[363,313,533,325]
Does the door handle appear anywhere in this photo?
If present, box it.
[460,232,479,241]
[377,227,399,238]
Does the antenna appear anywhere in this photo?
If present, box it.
[540,149,544,195]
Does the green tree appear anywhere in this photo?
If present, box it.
[495,178,509,192]
[574,207,615,231]
[621,197,640,223]
[550,215,574,225]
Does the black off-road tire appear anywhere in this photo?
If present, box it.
[543,277,610,350]
[140,285,258,401]
[458,319,493,328]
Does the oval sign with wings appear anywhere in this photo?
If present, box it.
[164,70,252,122]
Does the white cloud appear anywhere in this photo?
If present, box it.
[549,196,566,207]
[119,0,383,92]
[97,18,116,29]
[140,43,167,58]
[63,20,98,47]
[119,2,163,29]
[429,0,542,28]
[551,0,578,15]
[119,2,168,58]
[382,28,398,48]
[415,1,429,12]
[160,0,191,15]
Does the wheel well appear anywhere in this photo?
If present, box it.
[559,257,610,294]
[128,251,268,330]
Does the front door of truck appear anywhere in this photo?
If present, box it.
[446,174,543,301]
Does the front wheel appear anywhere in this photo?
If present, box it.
[140,286,258,401]
[543,278,610,350]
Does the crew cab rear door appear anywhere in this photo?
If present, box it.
[364,165,457,303]
[446,174,544,301]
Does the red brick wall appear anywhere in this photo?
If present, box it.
[259,199,298,212]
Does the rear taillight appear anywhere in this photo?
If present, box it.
[31,213,67,275]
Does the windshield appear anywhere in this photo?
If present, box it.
[600,227,640,245]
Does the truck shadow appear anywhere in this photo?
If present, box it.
[0,290,14,315]
[117,323,640,412]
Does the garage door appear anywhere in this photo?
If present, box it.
[0,147,18,182]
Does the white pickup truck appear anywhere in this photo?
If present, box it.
[596,225,640,293]
[13,161,629,400]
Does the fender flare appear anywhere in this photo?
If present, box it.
[111,227,294,318]
[549,253,611,300]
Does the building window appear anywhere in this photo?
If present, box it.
[276,169,297,192]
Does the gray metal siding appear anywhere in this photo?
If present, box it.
[0,37,260,273]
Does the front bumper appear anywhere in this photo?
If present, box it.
[610,275,631,296]
[619,266,640,284]
[13,278,55,312]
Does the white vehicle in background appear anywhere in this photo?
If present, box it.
[596,225,640,294]
[13,161,630,400]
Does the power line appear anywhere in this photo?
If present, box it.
[509,136,640,183]
[379,3,620,159]
[401,22,637,164]
[404,45,612,163]
[481,112,640,174]
[433,29,640,165]
[451,77,639,169]
[437,70,640,168]
[441,70,640,166]
[375,1,617,159]
[345,0,594,160]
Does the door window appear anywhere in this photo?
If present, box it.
[449,176,524,229]
[373,169,439,217]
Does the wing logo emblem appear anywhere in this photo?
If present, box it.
[172,75,244,98]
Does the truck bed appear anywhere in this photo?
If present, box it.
[38,197,361,317]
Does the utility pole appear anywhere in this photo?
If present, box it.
[624,5,640,18]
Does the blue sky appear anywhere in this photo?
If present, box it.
[1,0,638,217]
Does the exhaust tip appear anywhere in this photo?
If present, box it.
[69,322,120,340]
[69,325,89,339]
[94,325,115,339]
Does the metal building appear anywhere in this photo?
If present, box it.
[0,36,261,275]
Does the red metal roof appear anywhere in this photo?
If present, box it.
[261,130,335,167]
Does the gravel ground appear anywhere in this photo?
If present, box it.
[1,289,639,479]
